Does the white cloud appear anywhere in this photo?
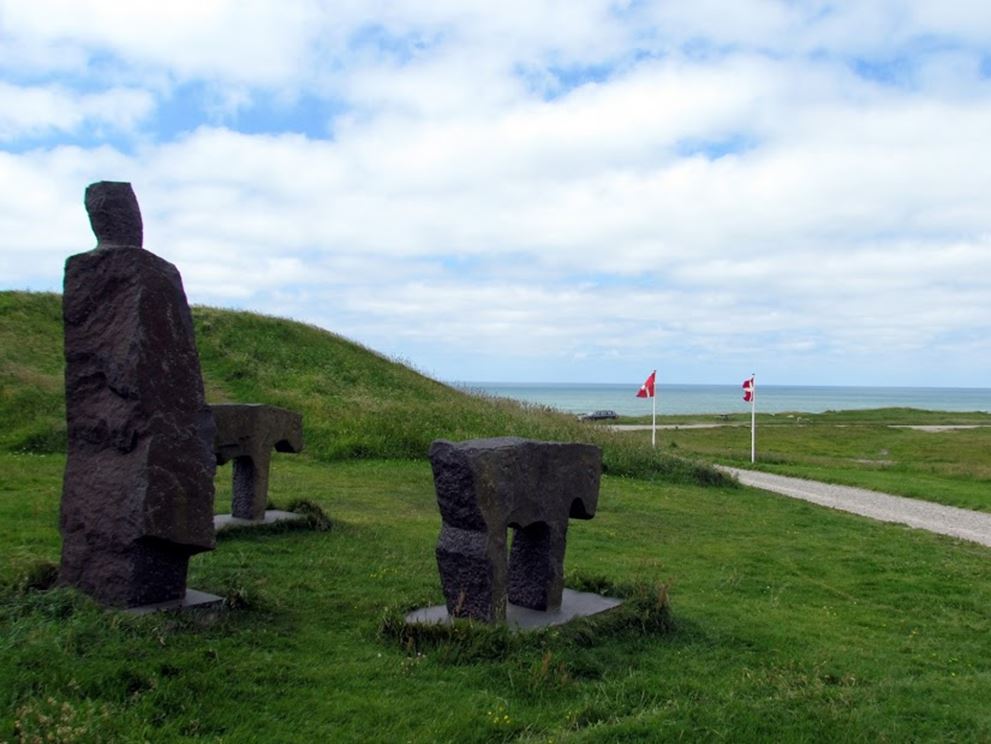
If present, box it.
[1,1,990,384]
[0,82,154,140]
[1,0,323,87]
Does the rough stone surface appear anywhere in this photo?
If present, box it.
[211,404,304,520]
[84,181,143,248]
[428,437,601,623]
[58,182,216,608]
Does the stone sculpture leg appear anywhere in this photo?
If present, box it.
[231,454,269,520]
[435,523,506,621]
[429,437,601,623]
[127,537,190,605]
[59,181,216,608]
[508,521,568,612]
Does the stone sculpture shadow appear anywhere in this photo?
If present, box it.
[59,181,219,610]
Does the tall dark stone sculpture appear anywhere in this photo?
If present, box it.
[428,437,601,623]
[211,404,304,520]
[58,181,217,608]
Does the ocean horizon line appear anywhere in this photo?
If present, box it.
[452,381,991,415]
[452,381,991,391]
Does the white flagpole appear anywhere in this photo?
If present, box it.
[750,373,756,463]
[652,377,657,449]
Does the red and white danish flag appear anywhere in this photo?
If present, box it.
[742,376,755,402]
[636,370,656,398]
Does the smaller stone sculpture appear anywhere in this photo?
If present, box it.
[211,404,304,521]
[428,437,601,623]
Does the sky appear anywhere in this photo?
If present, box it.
[2,1,990,387]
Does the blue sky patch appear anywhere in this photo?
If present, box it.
[154,83,346,141]
[676,133,755,160]
[347,23,443,64]
[852,57,914,87]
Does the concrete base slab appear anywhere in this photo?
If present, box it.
[214,510,306,532]
[405,588,623,632]
[124,588,224,616]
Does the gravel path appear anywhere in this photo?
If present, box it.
[717,466,991,548]
[890,424,991,432]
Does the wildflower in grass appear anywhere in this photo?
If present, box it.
[486,703,512,728]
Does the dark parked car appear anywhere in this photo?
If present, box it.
[579,410,618,421]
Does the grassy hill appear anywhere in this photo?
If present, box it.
[0,292,66,454]
[0,290,722,485]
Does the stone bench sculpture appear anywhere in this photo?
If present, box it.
[211,404,304,521]
[427,436,601,623]
[59,181,218,609]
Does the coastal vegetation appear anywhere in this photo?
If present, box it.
[2,290,990,741]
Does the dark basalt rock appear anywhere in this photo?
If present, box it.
[84,181,143,248]
[58,181,216,608]
[428,437,601,623]
[211,404,304,520]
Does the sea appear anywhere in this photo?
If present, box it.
[452,382,991,416]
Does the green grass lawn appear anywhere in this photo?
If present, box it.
[3,452,991,742]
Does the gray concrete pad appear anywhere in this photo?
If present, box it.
[124,588,224,616]
[213,510,306,532]
[405,588,623,632]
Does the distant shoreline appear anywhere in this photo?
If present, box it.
[459,382,991,417]
[456,381,991,390]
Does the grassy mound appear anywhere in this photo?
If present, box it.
[0,292,66,454]
[0,290,729,486]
